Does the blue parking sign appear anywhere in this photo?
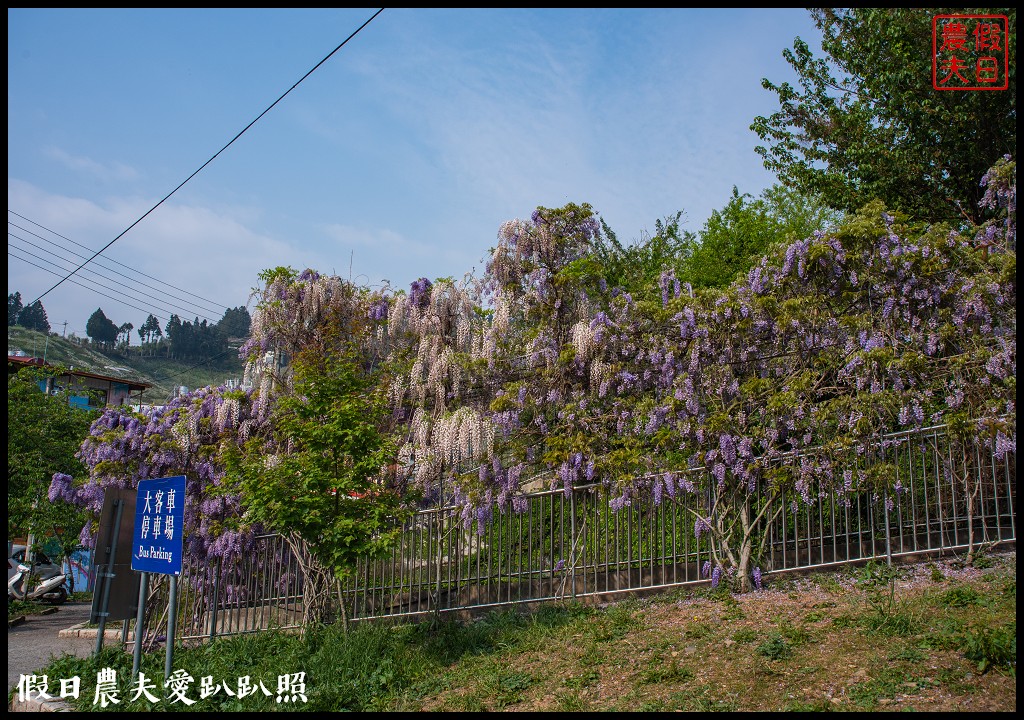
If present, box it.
[131,475,186,575]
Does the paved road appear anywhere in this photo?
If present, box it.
[7,601,98,695]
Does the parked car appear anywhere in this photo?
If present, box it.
[8,544,63,583]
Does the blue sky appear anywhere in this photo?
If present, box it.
[7,8,823,342]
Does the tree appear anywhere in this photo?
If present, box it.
[752,8,1016,224]
[8,367,97,558]
[138,314,162,345]
[228,346,408,625]
[9,291,23,326]
[117,322,134,348]
[86,308,118,346]
[165,314,182,357]
[17,300,51,333]
[594,212,696,302]
[681,184,839,290]
[594,186,837,302]
[217,306,251,340]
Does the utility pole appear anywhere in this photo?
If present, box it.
[62,320,68,338]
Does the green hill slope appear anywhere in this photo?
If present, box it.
[8,326,246,404]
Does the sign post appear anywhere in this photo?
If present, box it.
[91,488,140,655]
[131,572,148,681]
[131,475,186,683]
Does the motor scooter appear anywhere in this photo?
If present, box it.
[8,562,69,605]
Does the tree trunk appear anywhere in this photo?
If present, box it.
[736,496,753,593]
[286,533,334,632]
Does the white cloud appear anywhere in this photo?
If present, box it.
[6,179,329,338]
[42,145,140,183]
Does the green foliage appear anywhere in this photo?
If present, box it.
[8,291,23,325]
[857,560,901,587]
[563,670,600,689]
[752,8,1017,224]
[86,307,119,345]
[685,621,715,639]
[888,645,926,663]
[491,670,535,707]
[778,619,814,646]
[831,614,859,629]
[230,348,409,580]
[682,184,839,290]
[586,603,642,642]
[257,265,298,285]
[731,627,759,643]
[638,657,694,684]
[961,623,1016,674]
[971,552,996,569]
[162,314,228,362]
[7,598,47,621]
[116,321,133,349]
[756,633,793,660]
[811,572,844,594]
[7,367,97,539]
[216,306,251,339]
[863,577,924,637]
[16,300,50,333]
[594,211,695,299]
[20,558,1017,711]
[136,314,163,344]
[938,584,983,609]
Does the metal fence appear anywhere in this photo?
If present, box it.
[131,422,1015,646]
[344,424,1015,622]
[131,533,308,649]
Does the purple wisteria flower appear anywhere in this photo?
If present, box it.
[994,431,1015,459]
[409,277,433,309]
[49,473,75,503]
[694,516,712,539]
[752,567,763,590]
[367,298,389,321]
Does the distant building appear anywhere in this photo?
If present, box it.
[8,354,151,410]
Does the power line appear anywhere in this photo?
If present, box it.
[27,7,386,308]
[9,210,226,312]
[9,218,224,318]
[9,230,221,323]
[12,246,246,398]
[153,346,246,387]
[9,250,172,322]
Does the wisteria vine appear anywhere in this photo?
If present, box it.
[51,159,1015,593]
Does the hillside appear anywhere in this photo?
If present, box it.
[7,326,246,404]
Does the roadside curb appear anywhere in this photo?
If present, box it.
[7,607,56,629]
[57,622,131,640]
[9,695,74,712]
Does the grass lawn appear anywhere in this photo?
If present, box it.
[12,549,1015,712]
